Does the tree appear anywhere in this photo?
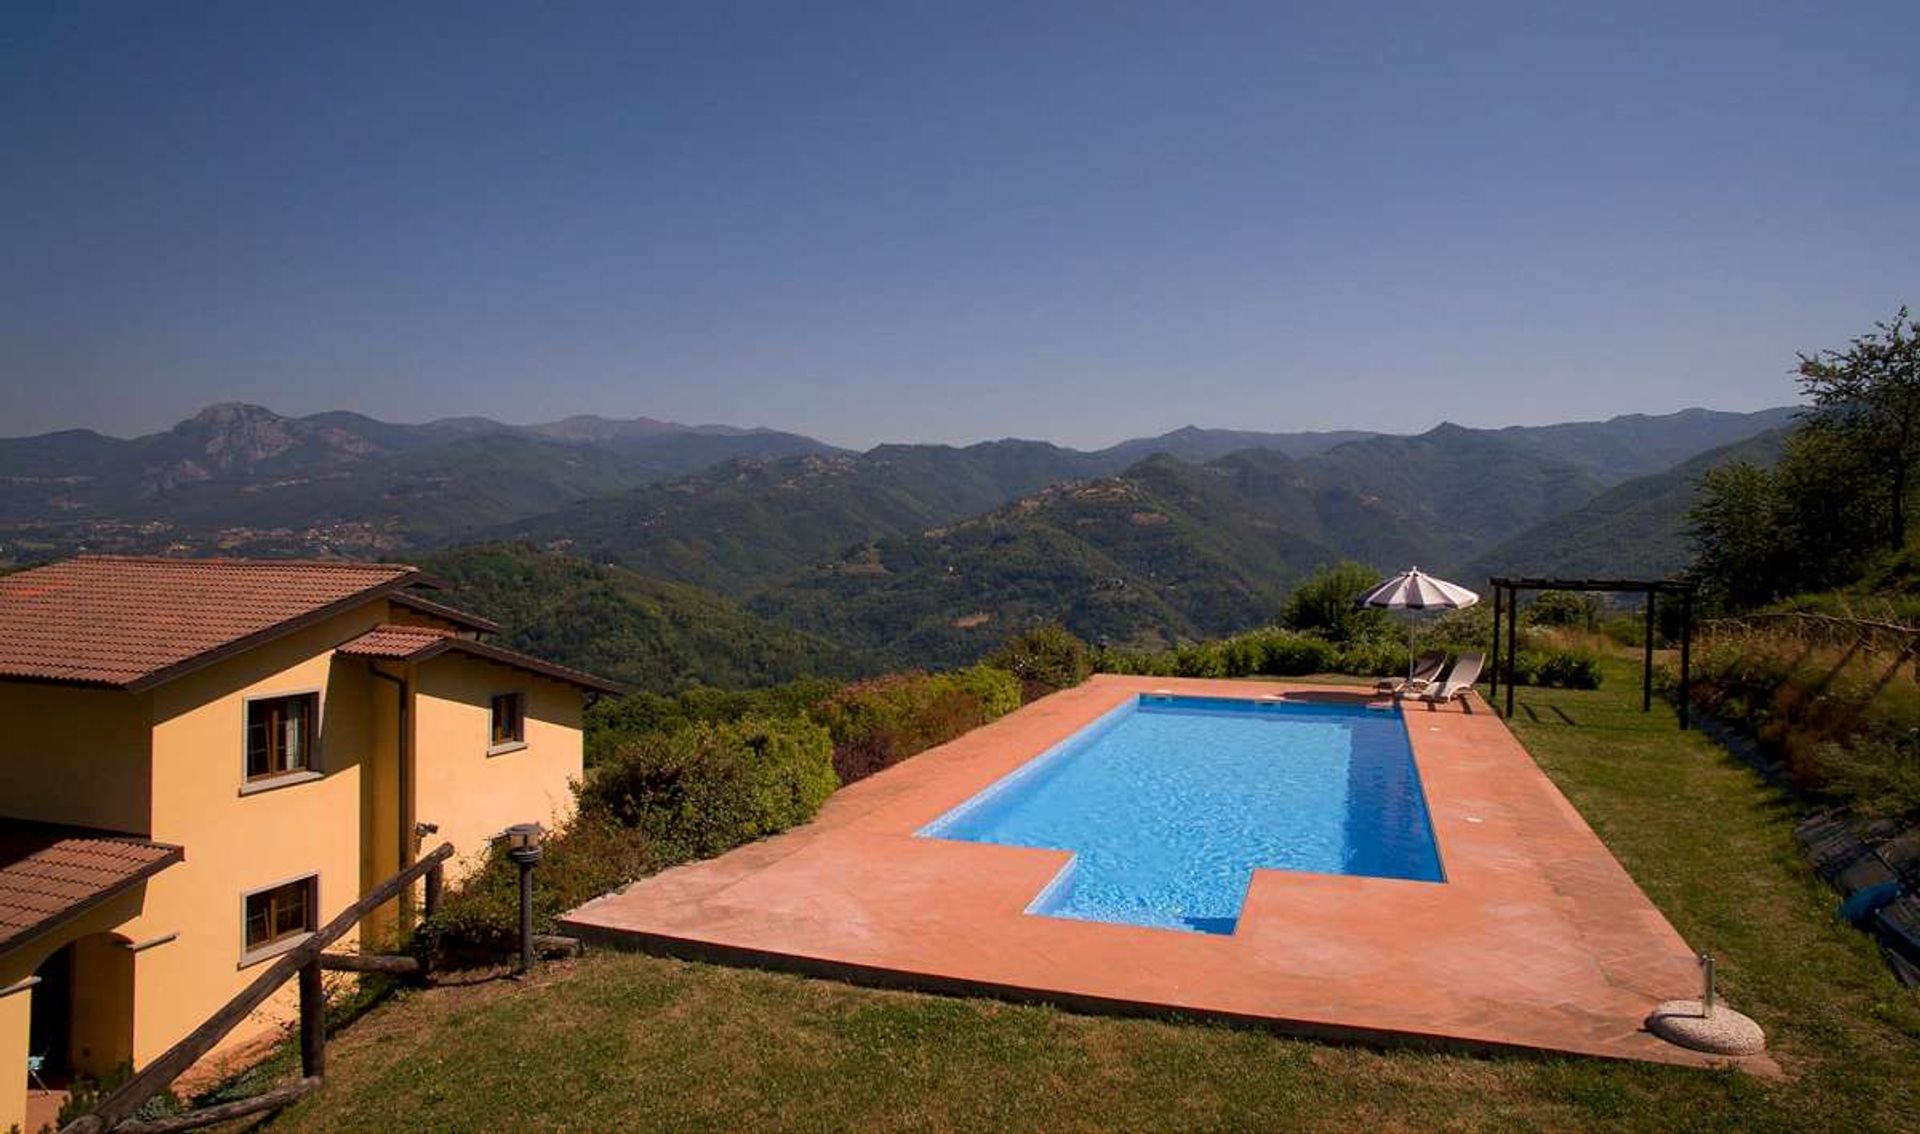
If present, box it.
[1688,461,1791,609]
[1797,308,1920,552]
[1527,590,1595,628]
[1281,562,1393,643]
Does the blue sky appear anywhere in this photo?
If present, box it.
[3,2,1916,449]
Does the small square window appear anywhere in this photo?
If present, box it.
[244,876,316,954]
[490,692,525,748]
[246,693,317,781]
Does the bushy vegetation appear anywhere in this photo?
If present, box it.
[1095,627,1372,679]
[1689,309,1919,610]
[1677,311,1920,817]
[583,716,838,860]
[584,677,842,767]
[1279,560,1393,642]
[986,622,1093,702]
[812,667,1022,782]
[1679,621,1920,818]
[423,812,660,954]
[1526,589,1597,628]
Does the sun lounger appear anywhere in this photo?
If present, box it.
[1415,652,1484,703]
[1376,651,1447,694]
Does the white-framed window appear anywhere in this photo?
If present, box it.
[241,874,317,964]
[245,691,319,783]
[489,691,526,753]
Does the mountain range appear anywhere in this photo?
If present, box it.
[0,401,1800,684]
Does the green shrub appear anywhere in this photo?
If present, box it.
[1169,642,1228,678]
[585,678,840,768]
[812,666,1021,782]
[1534,649,1604,689]
[1527,590,1596,628]
[987,623,1092,701]
[1332,638,1409,679]
[1601,614,1651,649]
[1817,729,1920,819]
[59,1064,180,1127]
[1256,632,1340,675]
[425,811,658,955]
[1681,625,1920,816]
[1089,645,1174,676]
[1282,563,1394,643]
[582,715,837,861]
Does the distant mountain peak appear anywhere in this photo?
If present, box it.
[185,401,284,427]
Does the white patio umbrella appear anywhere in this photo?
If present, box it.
[1354,567,1480,680]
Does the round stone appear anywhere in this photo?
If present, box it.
[1646,999,1767,1055]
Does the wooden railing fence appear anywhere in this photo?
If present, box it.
[60,842,455,1134]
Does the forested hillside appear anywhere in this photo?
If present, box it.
[419,543,870,691]
[1471,430,1791,580]
[0,402,1803,674]
[746,431,1607,667]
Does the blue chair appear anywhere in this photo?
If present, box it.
[26,1052,50,1092]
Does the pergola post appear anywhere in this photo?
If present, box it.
[1488,583,1503,705]
[1484,576,1691,731]
[1679,588,1694,730]
[1642,590,1656,713]
[1504,584,1518,719]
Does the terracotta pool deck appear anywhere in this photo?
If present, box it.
[563,675,1775,1072]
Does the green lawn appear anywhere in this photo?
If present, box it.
[269,663,1920,1132]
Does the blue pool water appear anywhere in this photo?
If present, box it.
[919,695,1443,935]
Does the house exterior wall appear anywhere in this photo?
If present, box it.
[124,604,391,1067]
[409,657,583,879]
[0,683,152,834]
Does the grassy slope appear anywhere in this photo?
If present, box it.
[269,659,1919,1132]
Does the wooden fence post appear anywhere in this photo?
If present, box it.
[298,957,325,1080]
[424,860,443,921]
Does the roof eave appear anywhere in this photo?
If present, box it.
[388,590,502,634]
[407,637,627,695]
[0,841,184,957]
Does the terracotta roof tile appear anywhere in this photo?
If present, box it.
[336,624,458,658]
[0,821,182,953]
[336,625,625,694]
[0,556,421,689]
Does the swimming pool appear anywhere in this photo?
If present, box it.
[919,694,1443,935]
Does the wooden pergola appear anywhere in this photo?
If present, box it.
[1486,577,1697,730]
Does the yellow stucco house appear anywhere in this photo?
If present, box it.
[0,556,619,1131]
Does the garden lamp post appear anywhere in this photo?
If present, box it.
[505,822,544,974]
